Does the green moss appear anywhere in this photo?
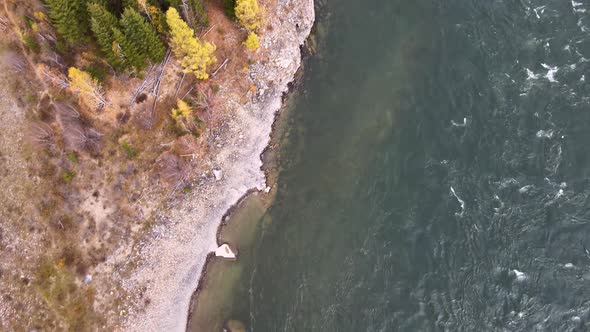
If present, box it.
[67,152,79,163]
[121,141,138,158]
[62,171,75,183]
[23,34,40,54]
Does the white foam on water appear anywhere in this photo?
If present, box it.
[555,189,565,199]
[450,187,465,217]
[572,0,586,13]
[536,129,554,138]
[541,63,559,82]
[526,68,539,80]
[577,18,589,32]
[519,185,534,194]
[565,263,575,268]
[512,269,527,282]
[451,117,467,127]
[533,6,546,19]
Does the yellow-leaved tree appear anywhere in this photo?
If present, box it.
[171,99,192,123]
[166,8,216,79]
[244,32,260,51]
[235,0,264,31]
[68,67,106,109]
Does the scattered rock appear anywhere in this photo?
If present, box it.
[213,169,223,181]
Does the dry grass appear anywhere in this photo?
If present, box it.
[0,0,265,329]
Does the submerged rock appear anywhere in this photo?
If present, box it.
[225,319,246,332]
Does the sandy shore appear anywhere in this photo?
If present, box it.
[119,1,315,330]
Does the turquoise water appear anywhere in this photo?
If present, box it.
[220,0,590,330]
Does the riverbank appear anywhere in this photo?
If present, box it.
[184,67,307,329]
[119,1,315,330]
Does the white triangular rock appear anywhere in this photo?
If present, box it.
[215,244,236,260]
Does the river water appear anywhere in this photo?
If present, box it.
[192,0,590,330]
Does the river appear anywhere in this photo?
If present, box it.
[190,0,590,330]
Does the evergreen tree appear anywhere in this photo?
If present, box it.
[120,7,166,63]
[189,0,208,28]
[44,0,90,44]
[223,0,236,18]
[112,27,147,70]
[88,3,126,69]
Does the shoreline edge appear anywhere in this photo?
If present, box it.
[119,1,316,330]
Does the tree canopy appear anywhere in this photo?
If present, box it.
[166,7,216,79]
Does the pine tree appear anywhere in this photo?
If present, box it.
[44,0,90,44]
[190,0,209,28]
[235,0,264,31]
[112,27,147,71]
[88,3,126,69]
[120,7,166,63]
[223,0,236,18]
[166,8,216,79]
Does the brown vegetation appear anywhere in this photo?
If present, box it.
[0,0,265,329]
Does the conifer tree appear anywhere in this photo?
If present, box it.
[235,0,264,31]
[112,27,147,71]
[120,7,166,63]
[166,8,216,79]
[44,0,90,43]
[88,3,125,69]
[190,0,209,28]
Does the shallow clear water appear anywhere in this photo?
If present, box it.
[217,0,590,330]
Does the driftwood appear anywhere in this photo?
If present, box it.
[201,24,216,38]
[181,87,194,100]
[211,58,229,77]
[149,49,172,128]
[130,65,155,104]
[174,72,186,98]
[181,0,194,28]
[38,64,69,89]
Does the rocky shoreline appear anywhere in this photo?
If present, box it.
[119,1,315,330]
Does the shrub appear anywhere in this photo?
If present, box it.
[67,152,79,163]
[62,170,75,183]
[121,141,138,158]
[244,32,259,51]
[23,34,40,53]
